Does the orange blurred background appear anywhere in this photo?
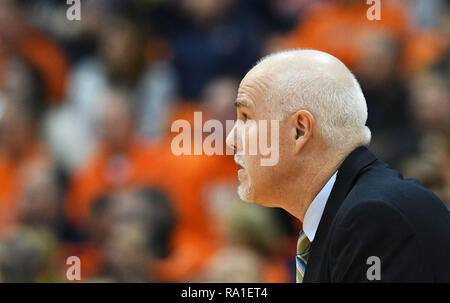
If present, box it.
[0,0,447,282]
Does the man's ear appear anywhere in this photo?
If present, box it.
[291,110,314,154]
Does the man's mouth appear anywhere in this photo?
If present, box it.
[234,155,246,169]
[234,156,248,184]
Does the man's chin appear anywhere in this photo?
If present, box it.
[237,184,254,202]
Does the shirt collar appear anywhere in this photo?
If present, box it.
[303,171,337,242]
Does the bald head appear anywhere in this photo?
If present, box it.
[239,49,371,149]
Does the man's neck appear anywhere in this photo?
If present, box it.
[284,152,345,222]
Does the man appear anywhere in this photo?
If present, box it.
[225,49,450,282]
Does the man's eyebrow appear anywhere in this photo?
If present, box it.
[234,99,250,108]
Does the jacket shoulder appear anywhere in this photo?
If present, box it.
[337,160,448,226]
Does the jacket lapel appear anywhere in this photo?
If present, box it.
[303,146,378,281]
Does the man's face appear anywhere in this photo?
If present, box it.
[226,73,291,205]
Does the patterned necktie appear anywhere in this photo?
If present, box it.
[296,230,311,283]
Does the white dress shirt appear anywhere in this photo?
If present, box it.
[303,171,338,242]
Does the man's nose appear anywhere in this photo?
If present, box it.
[226,123,237,153]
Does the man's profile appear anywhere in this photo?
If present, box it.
[225,49,450,282]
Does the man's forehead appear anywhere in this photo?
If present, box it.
[236,72,271,108]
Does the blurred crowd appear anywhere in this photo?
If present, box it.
[0,0,448,282]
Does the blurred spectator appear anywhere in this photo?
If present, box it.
[0,227,57,282]
[65,88,157,226]
[192,202,292,282]
[65,17,177,143]
[44,14,177,169]
[0,56,46,119]
[0,0,69,104]
[0,158,61,282]
[99,222,154,282]
[402,70,450,205]
[0,97,50,234]
[18,160,62,230]
[95,189,174,282]
[64,188,176,282]
[409,0,446,29]
[109,189,175,260]
[0,160,63,282]
[280,0,446,73]
[247,0,307,33]
[355,30,417,167]
[162,0,261,99]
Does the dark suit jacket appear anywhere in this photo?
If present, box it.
[303,146,450,282]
